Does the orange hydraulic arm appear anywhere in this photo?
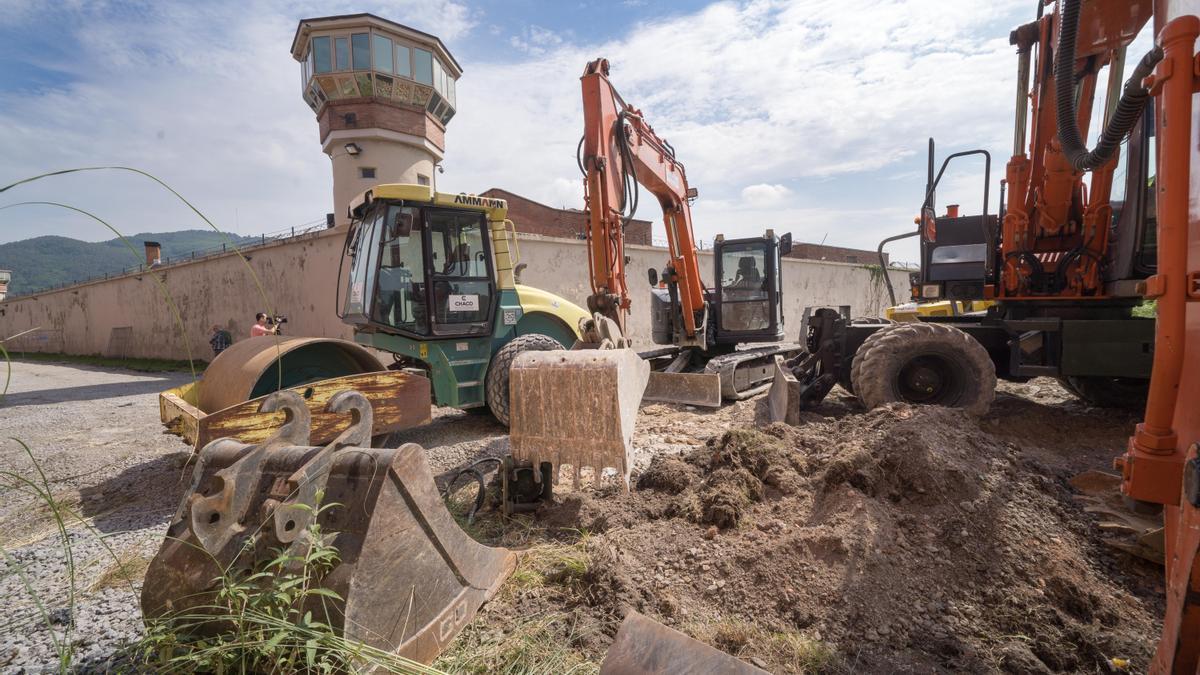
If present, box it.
[1111,2,1199,673]
[579,58,706,344]
[999,0,1151,299]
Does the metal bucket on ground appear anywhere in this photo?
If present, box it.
[600,611,769,674]
[508,347,649,490]
[141,390,515,665]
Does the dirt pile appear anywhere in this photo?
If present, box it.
[535,402,1160,673]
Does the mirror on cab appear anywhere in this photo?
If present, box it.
[779,232,793,256]
[388,210,415,241]
[647,267,659,287]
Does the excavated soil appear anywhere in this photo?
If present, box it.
[463,381,1163,673]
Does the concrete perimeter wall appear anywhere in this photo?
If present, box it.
[0,229,907,361]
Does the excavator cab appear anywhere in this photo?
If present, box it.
[650,231,791,348]
[905,142,996,304]
[710,232,789,344]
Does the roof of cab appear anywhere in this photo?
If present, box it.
[348,184,509,221]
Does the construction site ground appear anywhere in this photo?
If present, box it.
[0,357,1166,673]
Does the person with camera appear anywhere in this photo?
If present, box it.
[251,312,278,337]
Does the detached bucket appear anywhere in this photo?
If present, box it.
[508,349,649,489]
[142,391,514,666]
[600,611,769,674]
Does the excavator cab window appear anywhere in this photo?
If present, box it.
[712,237,784,343]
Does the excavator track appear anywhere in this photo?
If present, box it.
[704,343,803,400]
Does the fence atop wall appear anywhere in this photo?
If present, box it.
[5,220,331,299]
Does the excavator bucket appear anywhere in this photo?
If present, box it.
[508,348,649,489]
[142,390,515,666]
[600,611,769,674]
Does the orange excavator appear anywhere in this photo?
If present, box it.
[577,58,798,400]
[507,58,798,501]
[956,0,1200,668]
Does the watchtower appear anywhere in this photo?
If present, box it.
[292,14,462,226]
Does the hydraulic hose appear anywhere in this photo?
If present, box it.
[1055,0,1162,172]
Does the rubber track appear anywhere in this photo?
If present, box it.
[704,343,804,400]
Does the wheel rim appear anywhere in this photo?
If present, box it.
[896,353,965,405]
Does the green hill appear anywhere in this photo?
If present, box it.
[0,230,259,295]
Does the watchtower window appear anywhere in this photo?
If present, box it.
[395,45,411,78]
[351,33,370,70]
[360,167,376,179]
[334,37,349,71]
[413,48,433,85]
[373,33,393,73]
[417,174,430,186]
[313,36,332,74]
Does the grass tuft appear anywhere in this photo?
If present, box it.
[88,549,153,592]
[435,612,600,675]
[687,618,840,674]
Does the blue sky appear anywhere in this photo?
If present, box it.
[0,0,1053,265]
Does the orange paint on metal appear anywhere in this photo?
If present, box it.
[996,0,1152,300]
[1121,8,1200,673]
[580,58,706,341]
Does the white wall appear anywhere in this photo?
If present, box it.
[0,231,907,360]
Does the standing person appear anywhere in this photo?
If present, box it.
[251,312,277,337]
[209,324,232,356]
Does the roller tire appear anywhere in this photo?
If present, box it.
[850,322,996,416]
[485,333,564,427]
[1058,376,1149,410]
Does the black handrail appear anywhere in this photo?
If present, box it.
[877,145,993,305]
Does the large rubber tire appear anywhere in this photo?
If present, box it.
[850,322,996,416]
[1058,376,1149,410]
[485,333,565,427]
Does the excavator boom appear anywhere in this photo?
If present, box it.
[580,58,707,344]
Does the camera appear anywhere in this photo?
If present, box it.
[267,315,288,325]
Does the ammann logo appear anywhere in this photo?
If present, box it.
[453,194,506,209]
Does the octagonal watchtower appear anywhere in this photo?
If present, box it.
[292,14,462,226]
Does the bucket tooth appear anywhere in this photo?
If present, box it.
[508,348,649,490]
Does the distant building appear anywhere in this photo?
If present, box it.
[480,188,653,246]
[0,270,9,301]
[786,242,887,266]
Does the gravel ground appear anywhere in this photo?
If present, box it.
[0,360,197,673]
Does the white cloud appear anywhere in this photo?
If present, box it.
[740,183,793,207]
[509,25,568,56]
[441,0,1030,260]
[0,0,472,241]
